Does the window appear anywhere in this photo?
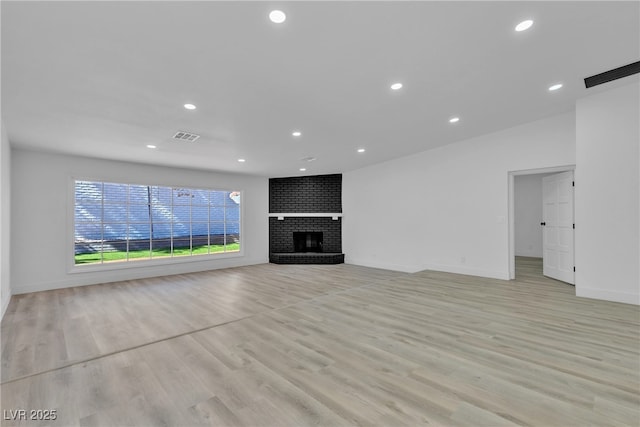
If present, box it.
[74,181,241,265]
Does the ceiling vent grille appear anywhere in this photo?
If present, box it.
[173,131,201,142]
[584,61,640,88]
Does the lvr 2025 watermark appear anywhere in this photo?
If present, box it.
[3,409,57,421]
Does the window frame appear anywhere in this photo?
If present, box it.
[68,177,244,273]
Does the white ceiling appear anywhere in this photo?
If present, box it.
[2,1,639,178]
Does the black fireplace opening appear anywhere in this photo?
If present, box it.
[293,232,323,253]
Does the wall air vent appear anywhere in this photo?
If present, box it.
[172,131,201,142]
[584,61,640,88]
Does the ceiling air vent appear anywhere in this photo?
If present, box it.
[584,61,640,88]
[172,131,201,142]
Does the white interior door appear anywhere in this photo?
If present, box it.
[542,171,575,284]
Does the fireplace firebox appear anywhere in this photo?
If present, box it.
[293,232,323,253]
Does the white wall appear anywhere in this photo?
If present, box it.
[575,81,639,305]
[0,0,8,321]
[0,122,11,318]
[514,174,544,258]
[343,112,576,279]
[11,149,269,294]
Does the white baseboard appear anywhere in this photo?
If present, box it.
[415,262,510,280]
[576,287,639,306]
[12,258,269,295]
[345,257,509,280]
[1,292,11,320]
[344,258,415,273]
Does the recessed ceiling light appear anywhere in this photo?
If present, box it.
[292,131,302,137]
[238,158,246,163]
[299,168,306,172]
[269,10,286,24]
[515,20,534,32]
[184,104,196,110]
[449,117,460,123]
[548,83,563,91]
[390,83,403,90]
[146,144,157,149]
[357,148,366,153]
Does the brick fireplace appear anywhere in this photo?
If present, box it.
[269,174,344,264]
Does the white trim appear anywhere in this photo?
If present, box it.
[509,165,576,177]
[1,294,10,321]
[68,177,76,273]
[345,258,414,273]
[576,287,640,306]
[268,213,343,218]
[345,258,509,279]
[508,173,515,279]
[13,258,269,295]
[507,165,575,280]
[70,250,244,274]
[414,263,509,280]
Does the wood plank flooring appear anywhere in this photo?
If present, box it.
[1,258,639,426]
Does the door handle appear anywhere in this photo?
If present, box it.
[540,222,546,226]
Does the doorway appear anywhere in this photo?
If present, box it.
[508,166,575,282]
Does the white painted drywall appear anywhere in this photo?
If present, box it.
[514,174,545,258]
[1,122,11,318]
[11,150,269,294]
[343,112,576,279]
[575,81,639,305]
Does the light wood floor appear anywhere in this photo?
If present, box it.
[1,258,639,426]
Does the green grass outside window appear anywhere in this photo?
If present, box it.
[75,243,240,264]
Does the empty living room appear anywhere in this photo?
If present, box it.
[1,1,638,426]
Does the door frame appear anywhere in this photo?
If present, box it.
[508,165,575,280]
